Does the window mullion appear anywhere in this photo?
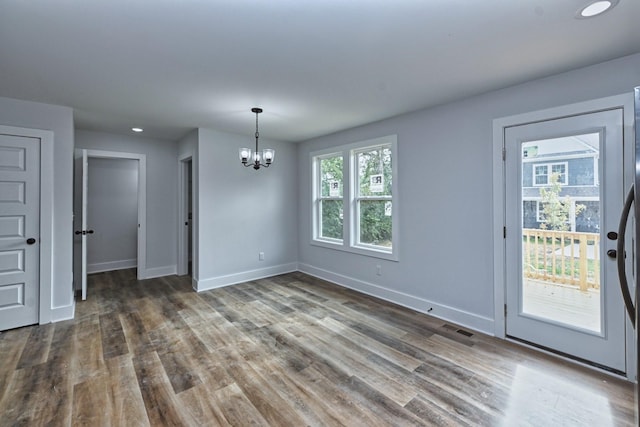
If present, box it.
[345,149,353,249]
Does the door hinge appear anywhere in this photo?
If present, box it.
[503,226,506,238]
[504,304,507,317]
[502,147,506,161]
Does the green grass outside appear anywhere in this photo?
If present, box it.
[522,236,598,281]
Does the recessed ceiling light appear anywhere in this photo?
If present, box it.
[131,127,143,133]
[577,0,618,18]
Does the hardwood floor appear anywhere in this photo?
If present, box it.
[0,269,636,426]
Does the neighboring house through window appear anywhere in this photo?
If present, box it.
[534,162,568,186]
[522,134,599,233]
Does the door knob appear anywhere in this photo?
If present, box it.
[74,230,94,235]
[26,238,36,245]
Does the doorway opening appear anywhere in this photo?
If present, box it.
[177,157,194,279]
[73,149,147,300]
[86,157,139,274]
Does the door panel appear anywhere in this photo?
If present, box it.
[0,216,25,238]
[505,109,627,372]
[0,134,40,330]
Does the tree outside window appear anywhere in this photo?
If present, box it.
[539,173,585,231]
[355,146,392,248]
[318,155,343,240]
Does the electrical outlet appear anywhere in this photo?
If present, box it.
[259,252,265,261]
[376,265,382,276]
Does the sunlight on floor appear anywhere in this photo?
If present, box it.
[502,365,614,426]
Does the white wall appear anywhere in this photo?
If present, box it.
[0,96,74,320]
[193,128,298,290]
[75,130,178,276]
[297,53,640,334]
[87,157,139,272]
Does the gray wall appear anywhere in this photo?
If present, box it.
[0,96,74,317]
[87,157,139,272]
[75,130,178,275]
[297,53,640,333]
[2,53,638,329]
[193,128,298,290]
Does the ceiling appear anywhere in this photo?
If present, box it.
[1,0,639,142]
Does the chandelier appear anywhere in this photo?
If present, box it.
[239,107,275,170]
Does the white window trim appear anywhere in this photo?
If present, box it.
[535,201,545,222]
[528,197,599,223]
[533,161,568,186]
[310,135,398,261]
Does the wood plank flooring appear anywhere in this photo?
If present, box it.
[0,269,636,426]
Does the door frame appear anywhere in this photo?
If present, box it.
[492,93,636,380]
[79,149,147,280]
[0,125,54,325]
[177,153,196,285]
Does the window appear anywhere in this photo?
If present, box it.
[533,162,567,186]
[317,154,343,241]
[354,145,392,249]
[536,201,546,222]
[311,135,398,260]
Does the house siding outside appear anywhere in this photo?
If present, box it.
[522,155,599,232]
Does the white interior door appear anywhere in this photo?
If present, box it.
[505,109,627,373]
[73,149,89,300]
[0,133,40,330]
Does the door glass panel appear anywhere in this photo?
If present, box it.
[521,133,601,333]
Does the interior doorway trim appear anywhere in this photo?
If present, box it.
[0,125,54,324]
[84,149,147,279]
[492,93,636,380]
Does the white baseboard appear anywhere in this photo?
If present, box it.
[87,259,137,274]
[143,265,177,279]
[87,261,176,280]
[298,263,494,335]
[50,302,75,323]
[195,262,299,292]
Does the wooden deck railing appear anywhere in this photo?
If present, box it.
[522,228,600,291]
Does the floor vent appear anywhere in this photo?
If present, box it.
[456,329,473,337]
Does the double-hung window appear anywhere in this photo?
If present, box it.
[533,162,567,186]
[311,135,398,260]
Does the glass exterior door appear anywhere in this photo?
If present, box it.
[505,109,627,373]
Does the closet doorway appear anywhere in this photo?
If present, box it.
[177,156,194,279]
[73,149,147,299]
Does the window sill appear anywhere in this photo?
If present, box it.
[311,239,398,261]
